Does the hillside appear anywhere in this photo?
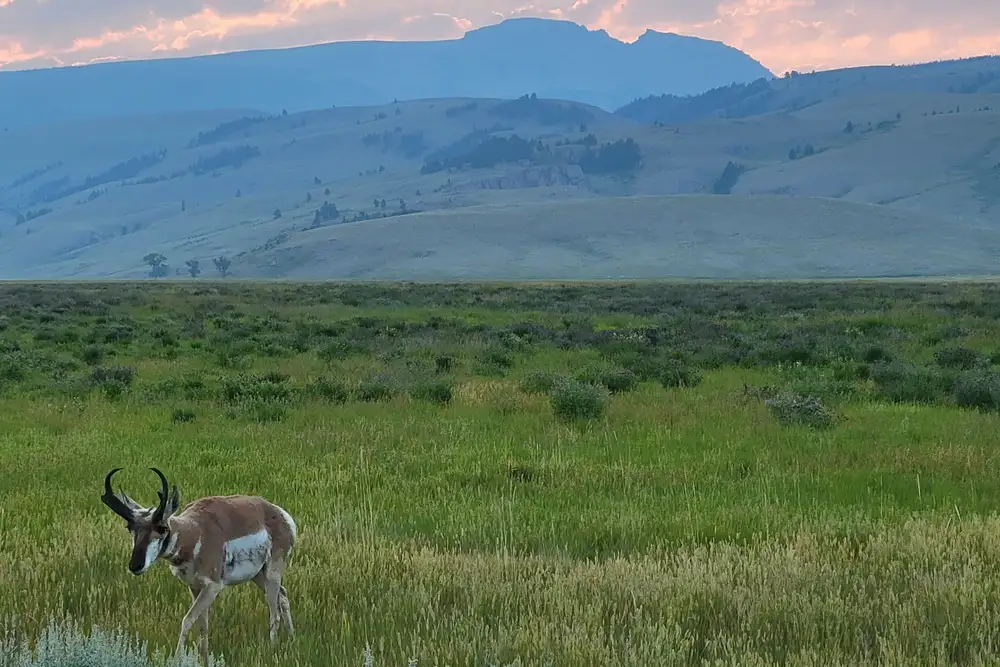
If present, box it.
[234,195,1000,280]
[2,54,1000,280]
[0,17,772,131]
[617,56,1000,125]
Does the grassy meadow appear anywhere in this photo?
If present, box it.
[6,280,1000,665]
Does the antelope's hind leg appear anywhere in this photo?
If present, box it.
[253,562,289,642]
[278,585,294,637]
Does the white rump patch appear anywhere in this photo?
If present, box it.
[222,529,272,584]
[276,506,297,541]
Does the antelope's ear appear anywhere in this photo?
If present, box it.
[163,485,181,517]
[119,491,145,513]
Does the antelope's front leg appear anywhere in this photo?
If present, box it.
[188,586,212,662]
[176,582,224,657]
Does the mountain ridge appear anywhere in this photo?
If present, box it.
[0,17,773,131]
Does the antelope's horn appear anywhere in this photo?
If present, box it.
[100,468,135,522]
[149,467,170,523]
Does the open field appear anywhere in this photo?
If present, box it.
[7,280,1000,664]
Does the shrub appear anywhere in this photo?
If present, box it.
[354,375,399,402]
[318,340,367,362]
[142,377,180,401]
[219,373,293,404]
[410,379,453,405]
[1,617,221,667]
[0,354,27,382]
[79,344,106,365]
[307,376,349,403]
[861,345,893,363]
[171,408,197,423]
[764,391,838,429]
[659,358,702,388]
[607,349,669,381]
[780,362,859,401]
[475,348,515,377]
[90,364,136,399]
[213,349,250,369]
[952,369,1000,411]
[519,369,564,395]
[550,378,609,422]
[575,365,638,395]
[869,361,955,404]
[180,374,208,400]
[933,346,985,370]
[243,402,287,423]
[434,355,454,373]
[89,365,136,387]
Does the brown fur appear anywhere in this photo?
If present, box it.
[101,469,297,661]
[165,496,296,579]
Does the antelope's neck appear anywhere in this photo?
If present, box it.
[160,529,179,562]
[161,517,197,566]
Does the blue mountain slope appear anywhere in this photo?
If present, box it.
[0,17,773,130]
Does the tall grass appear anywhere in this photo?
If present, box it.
[5,280,1000,665]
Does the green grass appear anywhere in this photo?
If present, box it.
[7,280,1000,665]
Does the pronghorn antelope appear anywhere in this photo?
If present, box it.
[100,467,297,658]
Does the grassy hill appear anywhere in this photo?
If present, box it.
[2,56,1000,280]
[237,195,999,280]
[616,55,1000,124]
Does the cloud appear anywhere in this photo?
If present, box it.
[608,0,1000,72]
[0,0,998,74]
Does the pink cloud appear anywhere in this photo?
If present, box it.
[0,40,45,67]
[0,0,998,75]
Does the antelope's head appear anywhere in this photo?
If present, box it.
[101,467,182,575]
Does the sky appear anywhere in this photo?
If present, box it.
[0,0,997,75]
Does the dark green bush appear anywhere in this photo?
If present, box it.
[319,340,367,361]
[519,369,565,395]
[575,365,638,394]
[308,376,349,403]
[79,344,106,365]
[0,354,27,382]
[240,401,287,423]
[354,375,399,402]
[90,365,136,388]
[869,361,955,404]
[933,346,985,370]
[550,378,609,422]
[219,373,293,404]
[475,348,515,377]
[659,358,702,388]
[764,392,838,429]
[952,370,1000,411]
[410,379,453,405]
[861,345,893,363]
[180,374,208,400]
[171,408,196,423]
